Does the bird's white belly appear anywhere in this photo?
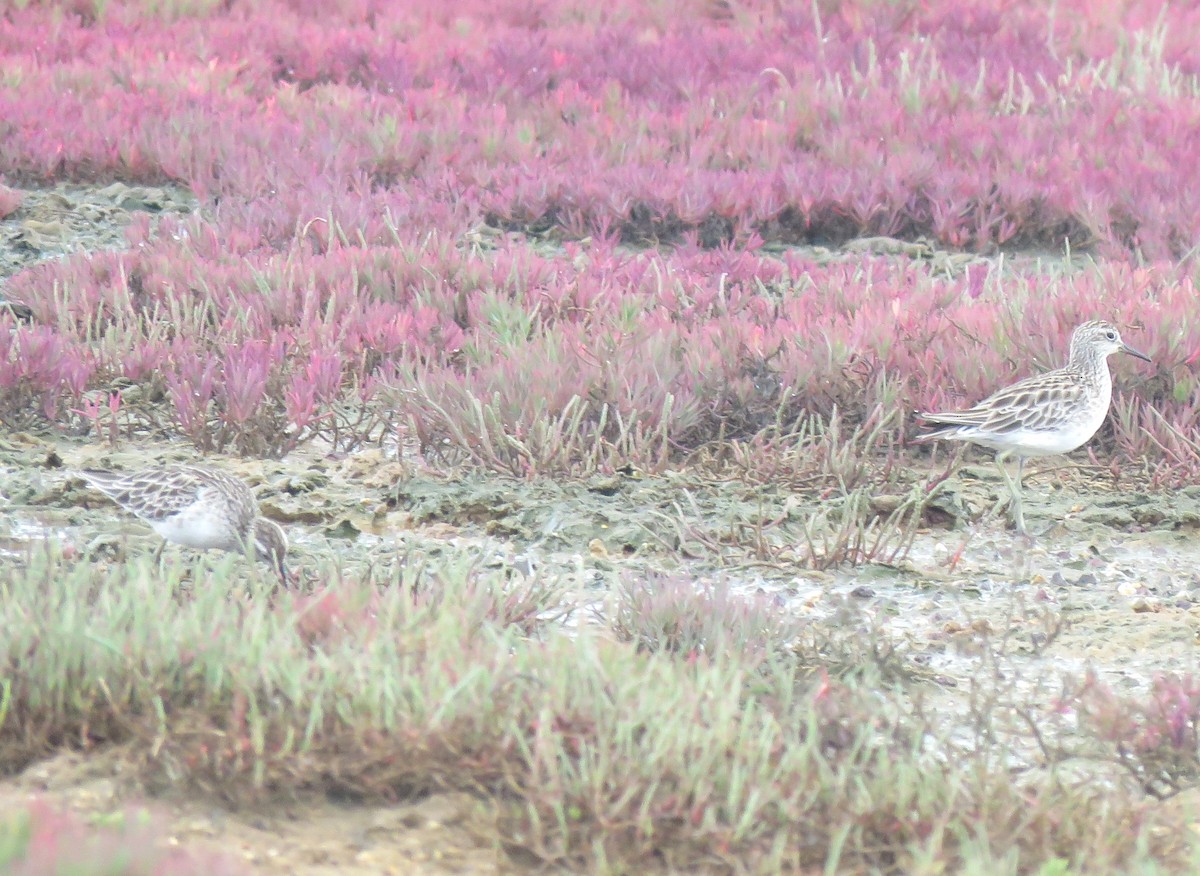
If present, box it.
[150,507,237,551]
[975,405,1108,457]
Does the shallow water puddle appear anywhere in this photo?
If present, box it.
[0,510,74,559]
[750,524,1200,700]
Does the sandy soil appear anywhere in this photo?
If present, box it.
[0,747,511,875]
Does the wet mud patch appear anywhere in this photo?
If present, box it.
[6,434,1200,588]
[0,180,197,289]
[386,470,820,560]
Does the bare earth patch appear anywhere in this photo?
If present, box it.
[0,749,509,875]
[0,181,196,286]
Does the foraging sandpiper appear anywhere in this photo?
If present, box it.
[913,320,1150,534]
[77,464,289,581]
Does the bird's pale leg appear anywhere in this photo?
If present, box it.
[993,451,1027,535]
[1012,456,1027,535]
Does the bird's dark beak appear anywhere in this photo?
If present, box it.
[1121,342,1152,363]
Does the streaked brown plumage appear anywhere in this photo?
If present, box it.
[78,465,288,581]
[913,320,1150,534]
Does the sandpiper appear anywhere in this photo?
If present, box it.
[913,320,1150,534]
[77,464,289,581]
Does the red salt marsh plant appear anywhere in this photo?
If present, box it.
[0,800,246,875]
[0,317,95,426]
[1,1,1200,257]
[0,183,21,219]
[286,584,377,649]
[281,560,566,648]
[611,573,808,664]
[3,223,1196,483]
[1071,672,1200,800]
[1,1,1200,483]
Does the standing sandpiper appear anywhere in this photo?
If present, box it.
[913,320,1151,534]
[77,465,289,581]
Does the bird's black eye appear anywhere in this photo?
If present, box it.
[1105,330,1116,340]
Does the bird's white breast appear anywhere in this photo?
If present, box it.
[150,501,240,551]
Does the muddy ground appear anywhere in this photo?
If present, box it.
[3,431,1200,872]
[3,182,1200,872]
[0,180,197,288]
